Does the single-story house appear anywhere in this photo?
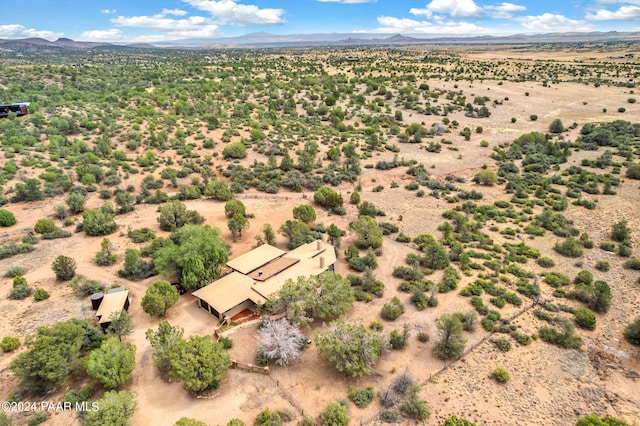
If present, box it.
[192,240,336,320]
[95,287,130,330]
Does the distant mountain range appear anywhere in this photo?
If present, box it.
[0,31,639,52]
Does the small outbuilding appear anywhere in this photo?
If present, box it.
[95,287,130,330]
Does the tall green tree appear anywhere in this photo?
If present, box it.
[157,200,204,232]
[154,225,230,290]
[293,204,316,223]
[51,255,77,280]
[146,320,184,373]
[350,216,383,249]
[141,280,180,317]
[83,390,137,426]
[267,272,353,327]
[315,320,384,377]
[204,178,233,201]
[168,336,232,394]
[228,213,249,241]
[10,320,101,392]
[107,310,134,341]
[433,314,467,360]
[224,199,246,218]
[84,337,136,389]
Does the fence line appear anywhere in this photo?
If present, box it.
[362,296,541,425]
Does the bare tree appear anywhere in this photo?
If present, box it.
[257,319,305,366]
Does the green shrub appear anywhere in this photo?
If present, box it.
[9,276,32,300]
[4,266,26,277]
[348,386,375,408]
[624,258,640,270]
[34,218,56,234]
[218,336,233,350]
[222,142,247,159]
[33,288,50,301]
[381,297,404,321]
[0,209,17,227]
[400,386,430,420]
[491,337,512,352]
[51,255,77,280]
[595,260,610,272]
[319,401,350,426]
[624,316,640,346]
[574,270,593,286]
[128,227,156,243]
[0,336,20,352]
[491,368,510,383]
[28,412,48,426]
[554,237,583,258]
[536,257,555,268]
[574,308,596,330]
[600,241,617,252]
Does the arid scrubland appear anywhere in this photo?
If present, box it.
[0,43,639,426]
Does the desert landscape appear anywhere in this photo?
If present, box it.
[0,41,639,426]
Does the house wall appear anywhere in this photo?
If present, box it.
[222,299,256,320]
[198,299,221,319]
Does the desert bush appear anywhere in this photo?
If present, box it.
[554,237,583,258]
[491,368,510,383]
[34,218,55,234]
[51,255,76,280]
[623,258,640,270]
[536,257,555,268]
[33,288,50,301]
[400,386,430,421]
[0,209,17,227]
[491,337,512,352]
[574,308,596,330]
[222,142,247,159]
[9,275,32,300]
[595,260,610,272]
[381,297,404,321]
[624,316,640,346]
[389,325,411,349]
[348,386,375,408]
[319,401,350,426]
[1,336,20,352]
[4,266,26,277]
[128,227,156,243]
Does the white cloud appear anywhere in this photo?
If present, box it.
[596,0,640,4]
[485,2,526,19]
[317,0,377,3]
[375,16,491,35]
[101,9,117,14]
[80,29,124,41]
[0,24,62,39]
[162,8,188,16]
[182,0,286,25]
[411,0,483,19]
[586,5,640,20]
[517,13,594,32]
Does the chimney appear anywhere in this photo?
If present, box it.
[320,255,325,268]
[258,270,263,277]
[316,239,322,250]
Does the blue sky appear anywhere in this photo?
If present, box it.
[1,0,639,43]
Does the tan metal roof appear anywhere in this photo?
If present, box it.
[249,256,299,281]
[193,241,337,316]
[225,244,285,274]
[95,290,129,324]
[252,243,337,299]
[192,271,265,315]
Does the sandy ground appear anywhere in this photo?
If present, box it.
[1,46,640,426]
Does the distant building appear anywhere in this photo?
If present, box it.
[0,102,30,118]
[192,240,336,321]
